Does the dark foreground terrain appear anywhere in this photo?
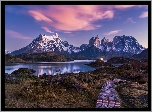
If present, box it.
[5,59,148,108]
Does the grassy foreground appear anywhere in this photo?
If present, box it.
[5,69,148,108]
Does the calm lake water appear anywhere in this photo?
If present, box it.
[5,60,96,76]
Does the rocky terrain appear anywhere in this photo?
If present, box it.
[5,57,148,108]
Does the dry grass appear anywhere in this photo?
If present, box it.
[5,72,107,108]
[115,82,148,108]
[5,69,148,108]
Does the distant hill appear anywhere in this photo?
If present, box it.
[107,57,135,64]
[131,49,148,61]
[15,52,68,62]
[5,54,25,63]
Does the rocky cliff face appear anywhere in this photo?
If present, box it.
[89,35,100,47]
[100,37,113,51]
[98,35,145,54]
[112,35,145,54]
[78,35,146,59]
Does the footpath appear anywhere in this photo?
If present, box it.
[96,78,127,108]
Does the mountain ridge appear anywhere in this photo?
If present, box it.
[10,33,146,59]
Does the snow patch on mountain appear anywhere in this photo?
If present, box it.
[10,34,145,56]
[5,50,11,54]
[97,35,145,54]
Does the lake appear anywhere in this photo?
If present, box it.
[5,60,96,76]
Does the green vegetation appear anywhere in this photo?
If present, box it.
[6,52,92,63]
[5,52,69,63]
[5,54,25,63]
[16,52,68,62]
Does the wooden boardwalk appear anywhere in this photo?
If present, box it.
[96,81,120,108]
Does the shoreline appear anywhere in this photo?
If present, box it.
[5,67,148,108]
[5,59,95,64]
[5,58,148,108]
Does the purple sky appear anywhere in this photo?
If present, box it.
[5,5,148,52]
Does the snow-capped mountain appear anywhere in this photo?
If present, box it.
[11,33,79,55]
[92,35,145,54]
[112,35,145,54]
[76,35,145,59]
[11,33,145,59]
[5,50,11,54]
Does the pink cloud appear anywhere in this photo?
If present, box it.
[64,31,72,33]
[114,5,147,9]
[28,5,114,31]
[139,11,148,18]
[104,30,122,35]
[137,5,148,8]
[5,29,32,39]
[28,10,53,22]
[27,5,147,31]
[114,5,136,9]
[41,26,54,33]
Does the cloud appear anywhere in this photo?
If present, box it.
[63,31,74,36]
[127,18,136,23]
[104,30,122,35]
[28,5,114,31]
[41,26,54,33]
[114,5,136,9]
[64,31,72,33]
[5,29,32,39]
[114,5,147,9]
[139,11,148,18]
[27,5,147,31]
[28,10,53,22]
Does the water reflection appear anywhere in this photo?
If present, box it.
[5,60,95,76]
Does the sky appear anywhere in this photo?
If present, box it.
[5,5,148,52]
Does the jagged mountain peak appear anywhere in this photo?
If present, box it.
[113,35,137,43]
[10,34,146,59]
[112,35,145,54]
[37,33,60,41]
[101,37,112,43]
[95,35,145,54]
[11,33,80,56]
